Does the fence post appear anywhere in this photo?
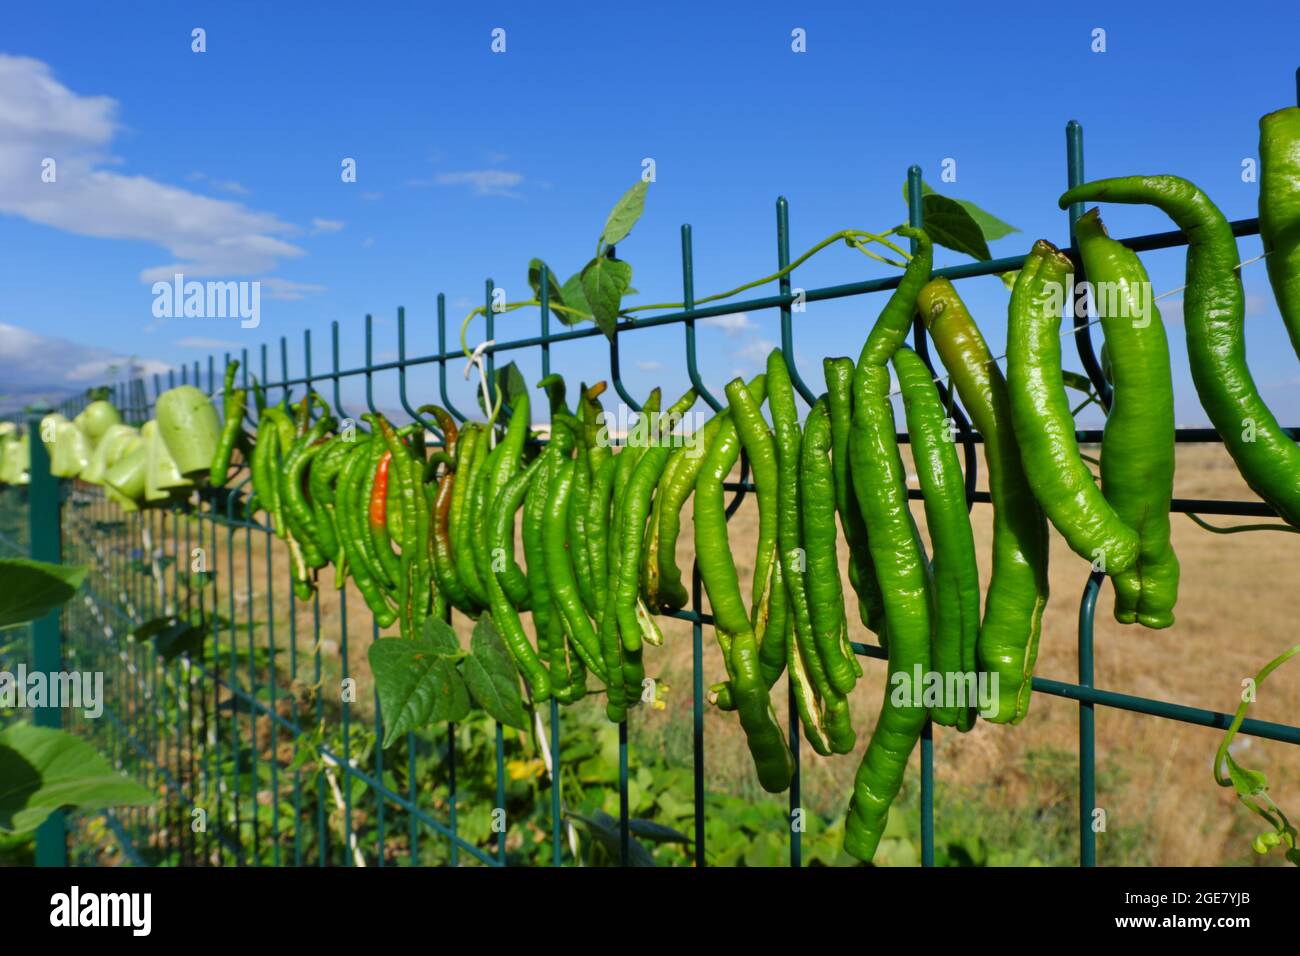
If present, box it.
[26,401,68,866]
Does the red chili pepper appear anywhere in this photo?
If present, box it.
[370,450,391,529]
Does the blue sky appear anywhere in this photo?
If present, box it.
[2,1,1298,426]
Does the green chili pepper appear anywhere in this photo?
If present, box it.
[545,458,611,685]
[651,374,766,613]
[723,379,778,643]
[336,436,396,623]
[606,390,666,694]
[640,448,679,611]
[468,437,503,604]
[374,415,424,638]
[580,382,610,474]
[470,427,531,611]
[760,556,790,689]
[788,607,832,757]
[417,404,459,451]
[857,225,933,366]
[524,448,557,654]
[432,467,475,612]
[522,450,553,660]
[490,390,530,501]
[918,277,1049,725]
[823,356,886,638]
[365,444,404,589]
[598,588,626,721]
[1260,107,1300,357]
[567,424,598,618]
[282,440,329,571]
[616,391,693,658]
[485,445,534,612]
[844,246,934,863]
[693,410,794,794]
[767,350,856,755]
[845,363,932,861]
[307,435,353,563]
[256,408,294,539]
[586,455,616,627]
[280,413,334,555]
[344,436,390,594]
[894,345,980,730]
[800,398,859,695]
[483,460,552,702]
[1074,208,1179,628]
[547,595,586,704]
[287,536,314,602]
[251,414,276,526]
[449,426,489,607]
[1006,239,1140,574]
[1060,174,1300,530]
[209,360,245,487]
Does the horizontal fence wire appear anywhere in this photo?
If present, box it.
[8,109,1300,867]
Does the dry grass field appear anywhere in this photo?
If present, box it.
[185,442,1299,866]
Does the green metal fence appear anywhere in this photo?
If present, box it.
[7,105,1300,867]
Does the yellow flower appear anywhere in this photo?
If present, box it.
[507,758,545,781]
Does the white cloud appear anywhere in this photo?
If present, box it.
[432,169,523,197]
[64,357,171,381]
[359,191,383,201]
[0,321,168,410]
[175,336,240,349]
[257,277,327,300]
[702,312,755,337]
[185,171,248,195]
[361,237,375,248]
[635,360,664,372]
[0,55,304,282]
[737,337,776,364]
[311,217,344,234]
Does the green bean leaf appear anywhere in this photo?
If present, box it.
[581,255,633,341]
[1224,753,1268,798]
[132,615,206,663]
[0,724,153,834]
[460,617,528,730]
[369,635,470,748]
[628,818,691,845]
[921,193,992,261]
[536,374,567,418]
[906,180,1020,244]
[558,271,593,325]
[0,559,87,630]
[527,258,568,324]
[567,809,656,866]
[477,361,529,418]
[422,616,462,654]
[600,180,650,249]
